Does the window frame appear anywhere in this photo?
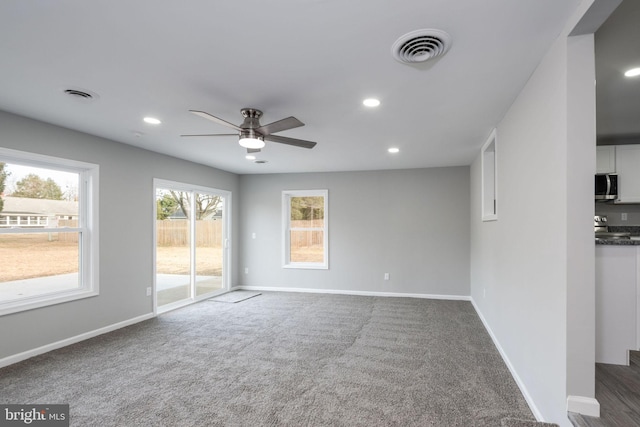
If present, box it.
[0,147,99,316]
[282,189,328,270]
[481,129,498,221]
[153,178,232,314]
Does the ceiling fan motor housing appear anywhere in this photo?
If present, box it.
[240,128,263,140]
[240,108,263,131]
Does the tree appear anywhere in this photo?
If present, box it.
[291,196,324,221]
[167,191,221,220]
[0,163,8,212]
[12,173,64,200]
[156,193,179,220]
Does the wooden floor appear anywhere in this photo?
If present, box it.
[569,351,640,427]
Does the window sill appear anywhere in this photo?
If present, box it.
[283,263,329,270]
[0,288,99,317]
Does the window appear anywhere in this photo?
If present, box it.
[0,148,99,316]
[481,129,498,221]
[283,189,328,269]
[154,179,230,313]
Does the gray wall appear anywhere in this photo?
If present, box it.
[239,167,470,296]
[470,8,596,425]
[0,110,240,360]
[595,203,640,225]
[566,32,597,407]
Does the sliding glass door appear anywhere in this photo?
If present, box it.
[154,180,229,312]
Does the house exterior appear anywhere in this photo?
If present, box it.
[0,196,78,227]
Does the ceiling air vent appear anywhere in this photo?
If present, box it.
[391,29,451,64]
[63,88,99,102]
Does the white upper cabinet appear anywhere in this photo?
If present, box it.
[614,145,640,203]
[596,146,616,174]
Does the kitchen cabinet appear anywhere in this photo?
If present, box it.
[615,145,640,203]
[596,146,616,174]
[595,244,639,365]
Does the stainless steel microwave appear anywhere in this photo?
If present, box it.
[595,173,618,201]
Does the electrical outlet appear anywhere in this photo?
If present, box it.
[622,213,628,221]
[245,268,249,274]
[252,232,256,239]
[384,273,390,280]
[483,288,486,298]
[146,287,152,296]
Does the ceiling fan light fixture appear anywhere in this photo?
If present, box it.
[239,136,265,149]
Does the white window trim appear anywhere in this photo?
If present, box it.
[282,189,329,270]
[0,147,99,316]
[481,129,498,222]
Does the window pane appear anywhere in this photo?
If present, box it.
[290,196,324,227]
[195,194,223,297]
[156,214,191,307]
[0,232,79,301]
[283,190,328,269]
[290,230,324,263]
[1,163,79,229]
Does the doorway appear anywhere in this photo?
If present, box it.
[154,179,230,313]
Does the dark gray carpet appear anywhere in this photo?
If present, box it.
[0,292,554,426]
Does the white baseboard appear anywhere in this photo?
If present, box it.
[0,312,154,369]
[567,396,600,417]
[470,299,544,422]
[235,285,471,301]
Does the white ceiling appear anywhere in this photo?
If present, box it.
[0,0,584,174]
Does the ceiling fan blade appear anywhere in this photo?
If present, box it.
[180,133,237,137]
[256,116,304,135]
[247,148,261,154]
[265,134,317,149]
[189,110,242,131]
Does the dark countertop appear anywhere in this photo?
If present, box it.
[596,238,640,245]
[596,226,640,245]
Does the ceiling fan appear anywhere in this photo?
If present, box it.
[182,108,317,153]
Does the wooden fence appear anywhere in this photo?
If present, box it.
[54,220,79,243]
[290,220,324,248]
[157,220,323,248]
[36,219,321,248]
[290,219,324,228]
[156,220,223,247]
[290,230,324,248]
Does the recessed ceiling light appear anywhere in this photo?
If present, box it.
[143,117,161,125]
[388,147,400,153]
[245,155,256,160]
[363,98,381,107]
[624,67,640,77]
